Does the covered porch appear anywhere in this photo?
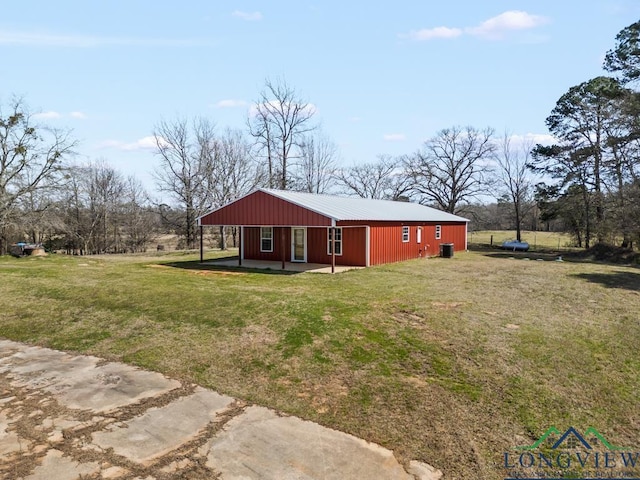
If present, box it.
[202,258,362,274]
[198,224,353,274]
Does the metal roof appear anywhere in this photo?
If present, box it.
[260,189,469,222]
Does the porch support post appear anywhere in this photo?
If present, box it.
[281,227,286,270]
[238,226,242,266]
[465,222,468,251]
[199,225,204,263]
[331,223,336,274]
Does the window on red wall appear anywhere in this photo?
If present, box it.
[402,226,410,242]
[435,225,441,239]
[328,227,342,255]
[261,227,273,252]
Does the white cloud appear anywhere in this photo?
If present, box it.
[401,10,548,42]
[33,111,61,119]
[99,136,161,152]
[466,11,549,39]
[0,29,212,48]
[214,99,248,108]
[32,111,87,120]
[383,133,406,142]
[232,10,263,21]
[509,133,557,147]
[402,26,462,41]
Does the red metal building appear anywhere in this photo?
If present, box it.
[198,189,469,269]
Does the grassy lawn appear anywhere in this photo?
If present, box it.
[1,249,639,479]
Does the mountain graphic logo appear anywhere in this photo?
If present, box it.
[517,426,628,451]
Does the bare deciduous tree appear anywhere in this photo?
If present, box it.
[494,133,536,242]
[60,160,126,254]
[120,176,157,253]
[153,118,214,249]
[295,132,338,194]
[336,155,411,200]
[0,97,76,253]
[209,128,265,248]
[248,78,316,189]
[406,126,495,214]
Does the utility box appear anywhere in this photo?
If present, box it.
[440,243,454,258]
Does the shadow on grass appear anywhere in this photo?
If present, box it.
[470,245,563,261]
[571,271,640,291]
[470,245,640,267]
[158,257,301,275]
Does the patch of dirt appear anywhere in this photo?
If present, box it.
[392,310,427,329]
[298,378,350,415]
[238,325,278,347]
[146,264,245,276]
[192,270,245,276]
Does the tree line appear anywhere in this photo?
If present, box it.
[532,21,640,249]
[1,21,639,254]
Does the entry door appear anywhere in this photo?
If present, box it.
[291,228,306,262]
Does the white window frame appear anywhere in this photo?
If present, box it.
[327,227,343,256]
[435,225,441,240]
[260,227,273,252]
[402,226,410,243]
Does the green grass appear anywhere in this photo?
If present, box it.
[0,249,639,479]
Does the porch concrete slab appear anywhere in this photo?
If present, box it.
[25,449,100,480]
[204,405,413,480]
[91,387,233,465]
[204,259,362,274]
[0,341,180,412]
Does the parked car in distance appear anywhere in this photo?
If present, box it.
[501,240,530,252]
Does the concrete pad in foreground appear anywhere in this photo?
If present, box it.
[92,387,233,465]
[0,341,180,412]
[0,410,24,458]
[205,405,414,480]
[25,449,99,480]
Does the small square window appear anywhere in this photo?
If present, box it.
[402,226,410,243]
[435,225,441,240]
[261,227,273,252]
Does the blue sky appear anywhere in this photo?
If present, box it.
[1,1,638,194]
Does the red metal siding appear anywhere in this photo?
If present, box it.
[243,226,367,266]
[200,190,332,226]
[419,223,467,257]
[307,227,367,266]
[361,222,467,266]
[244,221,466,266]
[243,227,291,261]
